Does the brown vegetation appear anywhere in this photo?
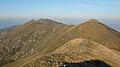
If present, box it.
[0,19,120,67]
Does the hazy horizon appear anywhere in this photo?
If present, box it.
[0,0,120,31]
[0,18,120,32]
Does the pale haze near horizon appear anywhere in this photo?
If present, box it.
[0,0,120,31]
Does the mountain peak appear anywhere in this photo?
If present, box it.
[38,18,65,25]
[38,18,52,21]
[80,19,104,27]
[87,19,99,23]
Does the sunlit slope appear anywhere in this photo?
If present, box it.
[21,39,120,67]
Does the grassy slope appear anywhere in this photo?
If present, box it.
[22,39,120,67]
[46,19,120,52]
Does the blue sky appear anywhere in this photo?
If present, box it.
[0,0,120,19]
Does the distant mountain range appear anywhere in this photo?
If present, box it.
[0,19,120,67]
[0,25,18,36]
[0,25,18,32]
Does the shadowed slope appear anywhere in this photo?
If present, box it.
[61,60,111,67]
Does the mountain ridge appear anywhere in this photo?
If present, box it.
[0,19,120,67]
[20,38,120,67]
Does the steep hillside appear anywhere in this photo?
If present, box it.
[19,39,120,67]
[0,19,72,66]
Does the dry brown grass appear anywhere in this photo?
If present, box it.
[1,19,120,67]
[22,38,120,67]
